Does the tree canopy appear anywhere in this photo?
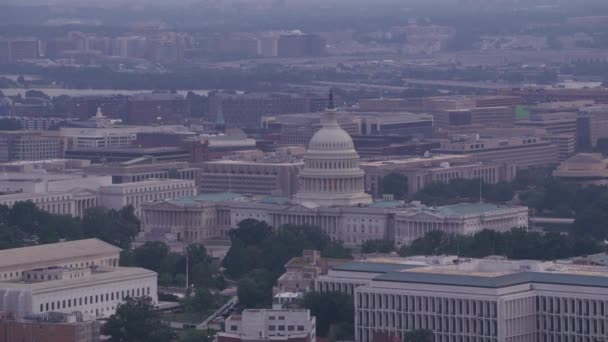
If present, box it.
[302,291,354,340]
[381,173,408,200]
[400,229,602,260]
[103,296,175,342]
[223,219,352,309]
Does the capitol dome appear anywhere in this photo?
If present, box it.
[293,94,372,207]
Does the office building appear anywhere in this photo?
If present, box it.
[209,93,327,129]
[65,146,193,163]
[0,239,157,319]
[85,160,199,184]
[360,155,517,198]
[435,107,515,128]
[352,257,608,342]
[0,131,64,162]
[218,309,316,342]
[98,178,197,216]
[434,135,559,170]
[0,171,111,194]
[0,189,99,218]
[198,158,304,197]
[352,137,440,159]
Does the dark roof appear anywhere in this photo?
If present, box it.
[332,261,420,274]
[375,270,608,289]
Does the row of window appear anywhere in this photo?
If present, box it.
[39,287,150,313]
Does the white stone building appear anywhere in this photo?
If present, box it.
[98,178,197,216]
[0,189,99,217]
[218,309,316,342]
[0,239,157,319]
[341,257,608,342]
[138,103,528,249]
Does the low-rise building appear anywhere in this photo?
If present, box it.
[553,153,608,186]
[98,178,197,216]
[0,312,100,342]
[218,309,316,342]
[361,155,517,198]
[434,135,559,170]
[0,189,99,217]
[275,250,347,294]
[84,160,199,184]
[0,131,64,162]
[0,239,157,319]
[197,158,304,197]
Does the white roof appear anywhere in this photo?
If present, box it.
[0,239,121,270]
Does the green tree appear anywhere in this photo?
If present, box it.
[132,241,170,273]
[381,173,408,200]
[179,330,213,342]
[103,296,176,342]
[190,261,217,288]
[82,206,140,249]
[229,219,274,246]
[185,287,217,319]
[237,269,274,308]
[302,291,354,339]
[403,329,433,342]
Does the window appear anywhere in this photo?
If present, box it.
[269,316,275,320]
[297,326,305,331]
[278,316,285,320]
[230,325,238,331]
[269,325,276,331]
[278,326,285,331]
[288,326,295,331]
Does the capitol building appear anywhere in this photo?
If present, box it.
[138,100,528,250]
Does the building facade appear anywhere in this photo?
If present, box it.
[352,258,608,342]
[434,135,559,170]
[198,159,303,197]
[218,309,316,342]
[0,239,157,319]
[98,178,197,216]
[0,131,64,162]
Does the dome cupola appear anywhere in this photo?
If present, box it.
[293,91,372,207]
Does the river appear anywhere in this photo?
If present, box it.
[0,88,214,97]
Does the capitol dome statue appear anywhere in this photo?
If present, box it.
[293,91,372,207]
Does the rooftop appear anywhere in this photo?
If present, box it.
[436,203,519,216]
[171,192,245,204]
[374,259,608,289]
[0,239,120,270]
